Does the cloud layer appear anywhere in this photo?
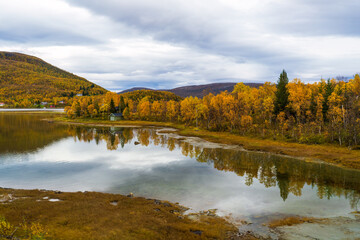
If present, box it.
[1,0,360,91]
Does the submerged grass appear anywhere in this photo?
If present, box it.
[266,216,317,228]
[55,117,360,170]
[0,188,239,240]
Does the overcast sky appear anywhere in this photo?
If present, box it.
[1,0,360,91]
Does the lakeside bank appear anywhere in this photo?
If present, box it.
[0,188,245,240]
[0,108,64,112]
[54,117,360,170]
[1,112,360,239]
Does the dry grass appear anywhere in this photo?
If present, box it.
[267,216,317,228]
[0,188,239,240]
[55,117,360,170]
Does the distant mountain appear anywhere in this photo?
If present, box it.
[118,82,263,98]
[0,51,107,105]
[119,87,153,94]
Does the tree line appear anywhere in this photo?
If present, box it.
[65,71,360,147]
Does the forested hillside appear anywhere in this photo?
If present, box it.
[120,90,183,102]
[66,71,360,147]
[0,52,107,107]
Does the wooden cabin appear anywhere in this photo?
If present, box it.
[109,113,123,121]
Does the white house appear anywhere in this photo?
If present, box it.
[0,102,5,107]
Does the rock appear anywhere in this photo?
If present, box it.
[179,206,190,212]
[208,209,217,214]
[162,202,171,207]
[187,214,200,221]
[207,209,217,216]
[154,200,161,205]
[190,230,202,236]
[127,192,134,198]
[54,191,62,194]
[154,208,161,212]
[134,141,140,145]
[48,199,61,202]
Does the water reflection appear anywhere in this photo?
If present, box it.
[68,125,360,211]
[0,114,359,220]
[0,113,68,153]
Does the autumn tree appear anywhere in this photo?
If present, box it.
[63,76,360,147]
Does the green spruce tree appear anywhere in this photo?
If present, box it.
[274,70,289,116]
[322,79,334,121]
[110,99,116,113]
[119,96,125,113]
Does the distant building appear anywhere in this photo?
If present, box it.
[58,101,65,104]
[109,113,123,121]
[41,102,48,105]
[0,102,5,107]
[76,93,83,97]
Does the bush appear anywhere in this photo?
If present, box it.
[299,134,325,144]
[0,216,15,237]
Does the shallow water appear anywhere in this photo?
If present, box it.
[1,113,359,235]
[0,108,64,112]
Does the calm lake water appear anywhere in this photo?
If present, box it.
[1,113,359,233]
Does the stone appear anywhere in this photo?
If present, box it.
[190,230,202,236]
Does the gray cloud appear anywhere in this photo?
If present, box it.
[1,0,360,91]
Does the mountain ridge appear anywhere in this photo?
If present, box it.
[118,82,263,98]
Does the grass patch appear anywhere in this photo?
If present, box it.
[0,188,238,240]
[267,216,317,228]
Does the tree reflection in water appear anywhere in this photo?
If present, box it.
[69,126,360,211]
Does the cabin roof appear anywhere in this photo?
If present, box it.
[110,113,123,117]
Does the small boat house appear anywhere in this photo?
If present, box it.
[109,113,123,121]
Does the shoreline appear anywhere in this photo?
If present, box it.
[0,108,64,112]
[0,188,247,240]
[1,114,359,239]
[54,117,360,171]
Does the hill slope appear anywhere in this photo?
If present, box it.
[119,82,262,98]
[120,89,183,102]
[0,51,107,106]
